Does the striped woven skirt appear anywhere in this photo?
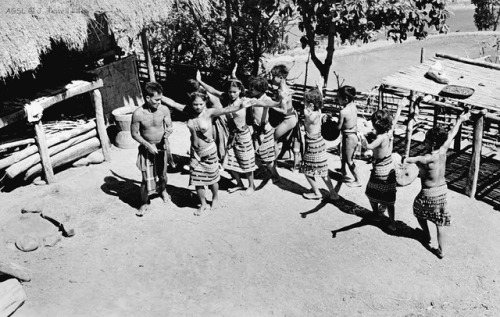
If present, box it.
[299,132,328,177]
[189,142,220,186]
[365,155,397,205]
[254,124,275,164]
[224,126,257,173]
[136,145,168,195]
[413,184,450,226]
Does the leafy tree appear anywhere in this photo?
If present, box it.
[145,0,295,84]
[287,0,451,86]
[471,0,500,31]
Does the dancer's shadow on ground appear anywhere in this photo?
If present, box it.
[101,170,198,210]
[300,187,435,256]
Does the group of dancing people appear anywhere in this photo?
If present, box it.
[130,64,471,259]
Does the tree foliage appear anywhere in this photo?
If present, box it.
[145,0,295,84]
[471,0,500,31]
[287,0,451,86]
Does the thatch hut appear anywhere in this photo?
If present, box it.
[0,0,211,186]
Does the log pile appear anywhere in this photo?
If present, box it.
[0,119,104,185]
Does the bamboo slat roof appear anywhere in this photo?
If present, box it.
[381,57,500,112]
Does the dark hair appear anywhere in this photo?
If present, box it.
[184,79,201,94]
[189,90,208,104]
[371,109,393,134]
[304,88,323,111]
[223,78,245,97]
[247,76,268,94]
[144,82,163,97]
[425,126,448,150]
[270,64,289,79]
[338,85,356,103]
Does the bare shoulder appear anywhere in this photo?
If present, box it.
[159,105,172,116]
[132,106,145,121]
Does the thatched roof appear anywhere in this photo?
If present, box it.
[0,0,211,79]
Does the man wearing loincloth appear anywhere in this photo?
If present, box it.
[131,82,174,217]
[405,110,470,259]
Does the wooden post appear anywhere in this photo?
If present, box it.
[141,29,156,82]
[433,98,439,127]
[90,89,111,162]
[466,111,485,198]
[378,87,384,109]
[404,91,415,159]
[34,121,55,183]
[454,103,464,152]
[420,48,425,63]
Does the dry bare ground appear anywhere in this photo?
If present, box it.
[1,121,499,317]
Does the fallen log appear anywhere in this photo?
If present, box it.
[0,278,26,317]
[5,129,96,179]
[0,262,31,282]
[0,121,96,170]
[24,137,100,181]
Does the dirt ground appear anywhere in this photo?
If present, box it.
[1,120,499,317]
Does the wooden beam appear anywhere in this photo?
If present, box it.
[33,121,55,184]
[0,80,103,130]
[404,91,415,159]
[436,52,500,71]
[0,138,35,151]
[466,112,485,198]
[90,89,111,162]
[24,137,100,181]
[454,103,465,152]
[141,29,156,82]
[0,121,96,170]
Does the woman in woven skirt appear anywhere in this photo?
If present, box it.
[300,87,339,201]
[196,70,258,194]
[187,91,251,216]
[363,101,404,231]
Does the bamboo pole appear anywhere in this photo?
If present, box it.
[24,137,100,181]
[90,89,111,162]
[466,111,486,198]
[404,91,415,159]
[33,121,55,183]
[141,29,156,82]
[436,53,500,71]
[0,121,96,170]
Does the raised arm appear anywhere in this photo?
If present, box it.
[405,154,429,165]
[196,70,223,98]
[210,98,251,117]
[442,109,470,150]
[161,96,186,112]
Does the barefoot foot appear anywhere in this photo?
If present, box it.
[160,191,171,203]
[303,192,323,200]
[194,205,209,216]
[242,187,255,196]
[136,205,148,217]
[228,186,245,194]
